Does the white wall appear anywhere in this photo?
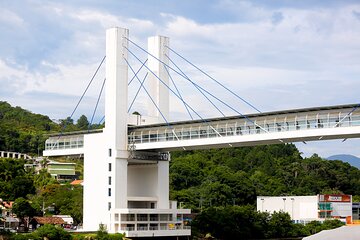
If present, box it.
[83,132,109,231]
[257,196,318,221]
[157,161,169,209]
[128,164,158,197]
[332,202,352,217]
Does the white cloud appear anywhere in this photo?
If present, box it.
[0,9,24,26]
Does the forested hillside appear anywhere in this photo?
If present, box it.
[0,101,102,155]
[170,144,360,210]
[170,145,360,238]
[0,101,59,154]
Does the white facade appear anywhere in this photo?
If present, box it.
[257,195,353,224]
[81,27,190,237]
[257,196,318,222]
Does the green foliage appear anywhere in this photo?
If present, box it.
[0,101,105,155]
[12,197,36,219]
[34,224,72,240]
[76,115,89,130]
[192,206,301,239]
[95,224,124,240]
[29,184,83,224]
[192,207,343,239]
[353,195,360,202]
[170,144,359,238]
[0,158,35,200]
[0,101,59,155]
[170,144,360,211]
[33,169,57,189]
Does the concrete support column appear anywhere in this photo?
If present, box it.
[147,36,170,123]
[157,161,169,209]
[105,27,129,209]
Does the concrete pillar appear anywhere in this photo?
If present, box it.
[157,161,169,209]
[147,36,170,122]
[104,27,129,209]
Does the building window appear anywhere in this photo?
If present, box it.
[109,148,112,157]
[108,188,111,197]
[108,202,111,211]
[108,163,112,172]
[109,176,111,185]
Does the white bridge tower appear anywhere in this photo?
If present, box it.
[82,27,191,238]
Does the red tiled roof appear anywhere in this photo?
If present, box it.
[32,217,65,225]
[1,201,14,208]
[70,180,83,185]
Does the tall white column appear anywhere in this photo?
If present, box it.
[147,36,170,123]
[105,27,129,209]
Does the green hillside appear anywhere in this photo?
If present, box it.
[170,145,360,210]
[0,101,60,154]
[0,101,103,155]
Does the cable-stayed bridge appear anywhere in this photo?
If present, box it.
[44,103,360,156]
[42,27,359,237]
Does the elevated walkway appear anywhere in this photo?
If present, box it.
[43,104,360,156]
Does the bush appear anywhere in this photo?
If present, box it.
[32,224,72,240]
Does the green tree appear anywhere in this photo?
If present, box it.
[76,115,89,130]
[12,197,37,229]
[33,224,72,240]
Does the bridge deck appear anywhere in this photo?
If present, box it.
[44,104,360,155]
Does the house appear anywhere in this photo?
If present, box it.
[52,215,74,225]
[257,194,353,224]
[0,199,19,230]
[30,217,65,230]
[47,161,77,181]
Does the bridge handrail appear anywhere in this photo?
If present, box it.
[43,107,360,152]
[129,111,360,144]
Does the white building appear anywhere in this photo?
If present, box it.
[44,27,190,238]
[257,195,353,224]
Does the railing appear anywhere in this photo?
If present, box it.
[121,224,191,231]
[128,111,360,144]
[45,136,84,151]
[43,106,360,152]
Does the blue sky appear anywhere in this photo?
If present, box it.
[1,0,360,158]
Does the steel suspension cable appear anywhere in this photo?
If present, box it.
[166,54,225,117]
[89,78,106,131]
[128,59,148,86]
[166,46,261,113]
[124,57,171,127]
[163,64,193,120]
[128,72,149,113]
[50,55,106,149]
[125,46,225,137]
